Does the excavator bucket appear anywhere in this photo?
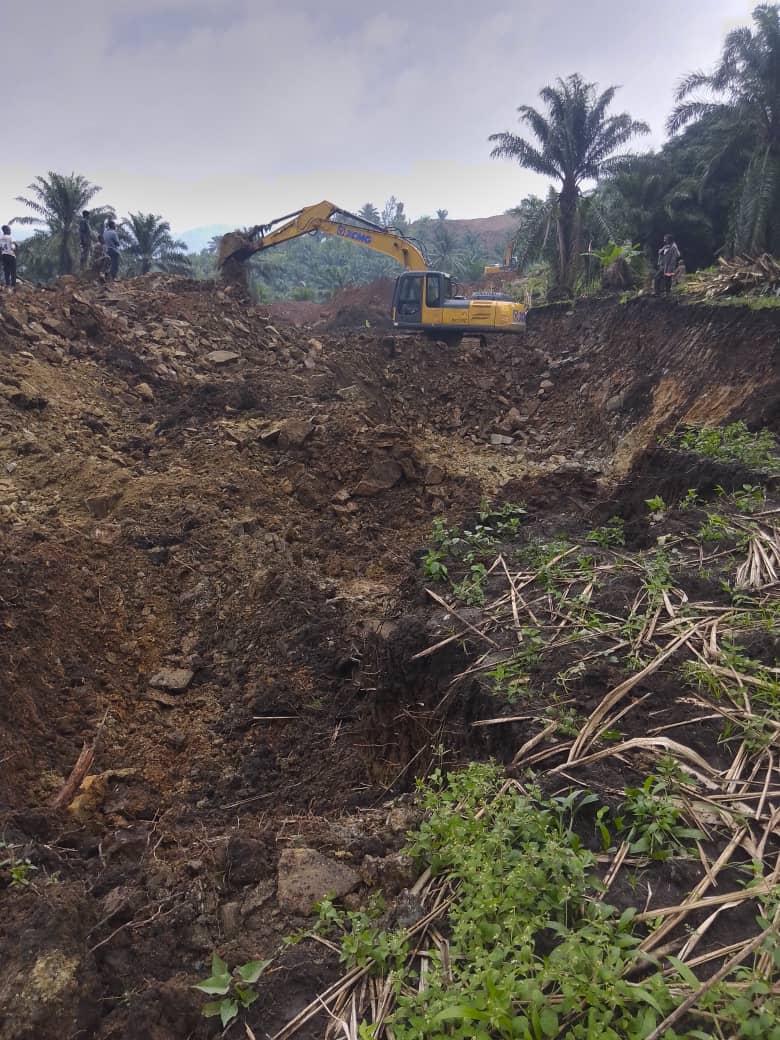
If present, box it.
[217,230,258,268]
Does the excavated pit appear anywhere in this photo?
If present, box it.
[0,276,778,1039]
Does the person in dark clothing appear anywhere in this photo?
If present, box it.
[654,234,681,296]
[79,210,92,270]
[0,225,17,288]
[103,219,120,281]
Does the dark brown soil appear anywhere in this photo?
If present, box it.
[0,275,777,1039]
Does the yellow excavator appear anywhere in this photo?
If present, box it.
[484,241,515,278]
[218,201,526,346]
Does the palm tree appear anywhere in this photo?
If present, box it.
[598,155,714,263]
[667,3,780,254]
[490,75,649,297]
[121,212,190,276]
[358,203,381,225]
[14,172,108,275]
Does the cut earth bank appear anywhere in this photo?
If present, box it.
[0,275,778,1039]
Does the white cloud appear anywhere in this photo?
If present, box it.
[1,0,758,232]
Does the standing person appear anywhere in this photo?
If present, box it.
[103,219,121,281]
[654,234,680,296]
[0,225,17,289]
[78,210,92,270]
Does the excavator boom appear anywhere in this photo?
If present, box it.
[218,201,427,271]
[219,200,527,343]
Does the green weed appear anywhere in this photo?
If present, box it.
[670,422,780,473]
[452,564,488,606]
[422,548,448,582]
[586,516,625,547]
[645,495,668,517]
[680,488,700,511]
[0,841,36,889]
[389,765,691,1039]
[620,776,703,860]
[193,952,272,1029]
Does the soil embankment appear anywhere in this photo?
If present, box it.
[0,276,777,1038]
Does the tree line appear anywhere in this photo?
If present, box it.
[494,3,780,298]
[12,173,190,282]
[8,3,779,302]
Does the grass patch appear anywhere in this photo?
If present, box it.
[665,422,780,473]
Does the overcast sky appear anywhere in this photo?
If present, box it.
[4,0,757,235]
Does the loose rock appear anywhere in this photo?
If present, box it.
[278,419,315,450]
[148,667,194,693]
[205,350,240,365]
[276,847,360,915]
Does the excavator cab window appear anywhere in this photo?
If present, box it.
[396,274,423,319]
[425,274,442,308]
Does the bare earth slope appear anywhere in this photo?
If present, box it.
[0,276,777,1039]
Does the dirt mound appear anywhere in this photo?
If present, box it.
[0,274,777,1038]
[267,278,395,331]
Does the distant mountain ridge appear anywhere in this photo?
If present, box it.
[177,215,517,255]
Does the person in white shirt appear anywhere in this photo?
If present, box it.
[103,220,121,281]
[0,225,16,288]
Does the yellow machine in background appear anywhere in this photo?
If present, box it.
[218,202,526,346]
[484,241,515,278]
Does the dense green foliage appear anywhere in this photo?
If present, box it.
[315,764,780,1039]
[14,172,113,277]
[504,3,780,293]
[120,213,191,276]
[491,75,649,297]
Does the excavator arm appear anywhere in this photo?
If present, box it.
[218,200,428,272]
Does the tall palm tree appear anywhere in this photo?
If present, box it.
[14,172,107,275]
[358,203,381,225]
[668,3,780,254]
[490,75,649,297]
[121,212,190,276]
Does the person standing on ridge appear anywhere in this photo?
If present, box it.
[103,219,121,281]
[0,225,17,289]
[654,234,680,296]
[78,210,92,270]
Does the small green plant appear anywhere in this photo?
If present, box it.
[486,654,532,703]
[645,495,668,517]
[194,952,271,1028]
[430,517,457,547]
[315,894,409,973]
[422,548,448,582]
[643,548,673,604]
[680,488,700,511]
[731,483,766,513]
[452,563,488,606]
[586,516,625,547]
[620,776,703,860]
[698,512,734,543]
[544,703,584,738]
[0,842,36,888]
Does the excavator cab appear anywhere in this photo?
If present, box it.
[392,272,456,324]
[392,270,525,344]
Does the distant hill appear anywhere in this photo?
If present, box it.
[407,213,517,257]
[441,214,518,252]
[177,224,232,253]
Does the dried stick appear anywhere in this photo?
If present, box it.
[48,710,108,809]
[645,922,776,1040]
